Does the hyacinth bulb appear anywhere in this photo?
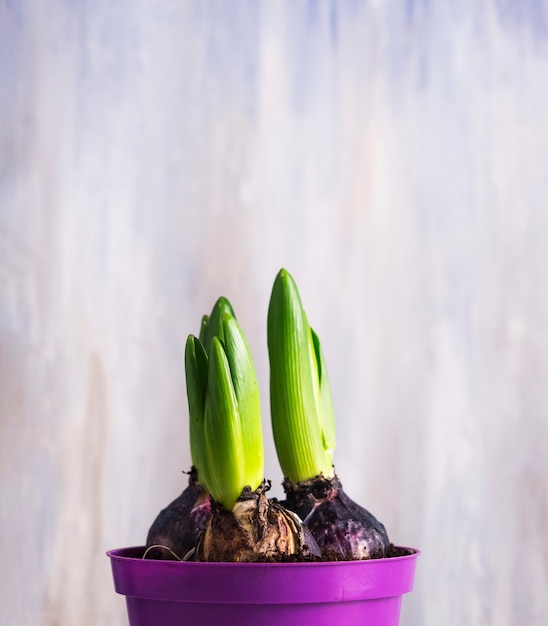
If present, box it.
[194,484,321,562]
[145,468,212,560]
[282,474,390,560]
[268,269,391,561]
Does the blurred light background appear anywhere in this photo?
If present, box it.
[1,1,547,625]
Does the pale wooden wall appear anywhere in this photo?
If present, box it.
[1,2,547,625]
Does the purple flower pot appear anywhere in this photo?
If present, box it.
[108,546,419,626]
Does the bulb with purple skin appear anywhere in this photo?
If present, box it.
[282,474,389,560]
[145,467,211,560]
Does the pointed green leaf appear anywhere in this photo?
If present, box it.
[222,313,263,492]
[311,327,336,467]
[198,315,209,345]
[184,335,210,487]
[204,337,245,510]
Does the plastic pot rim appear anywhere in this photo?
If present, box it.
[107,545,420,605]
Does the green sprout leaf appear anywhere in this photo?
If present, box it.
[311,327,336,462]
[199,315,209,345]
[267,269,335,483]
[204,337,246,510]
[222,314,264,493]
[185,335,210,487]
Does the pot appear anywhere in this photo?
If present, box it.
[107,545,419,626]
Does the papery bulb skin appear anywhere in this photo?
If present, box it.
[145,468,212,560]
[195,484,321,562]
[282,474,390,560]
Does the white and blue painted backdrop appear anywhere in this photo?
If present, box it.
[1,2,547,625]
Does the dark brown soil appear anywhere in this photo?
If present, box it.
[248,543,414,563]
[387,545,415,558]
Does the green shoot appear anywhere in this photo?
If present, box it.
[185,299,263,510]
[267,269,335,483]
[184,334,210,488]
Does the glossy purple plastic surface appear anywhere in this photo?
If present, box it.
[108,545,419,626]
